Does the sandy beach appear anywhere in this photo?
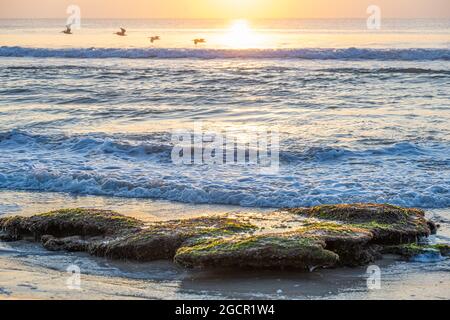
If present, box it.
[1,190,449,300]
[1,238,449,300]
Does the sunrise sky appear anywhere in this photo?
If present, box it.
[1,0,450,19]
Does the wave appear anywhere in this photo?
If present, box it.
[0,130,444,163]
[319,67,450,75]
[0,168,449,209]
[0,130,173,158]
[1,46,450,60]
[1,130,449,208]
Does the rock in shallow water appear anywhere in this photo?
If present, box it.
[174,234,339,269]
[289,203,432,244]
[91,217,256,261]
[0,204,445,271]
[0,208,142,240]
[382,243,450,261]
[294,221,379,266]
[41,235,91,252]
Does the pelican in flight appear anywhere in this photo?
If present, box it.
[61,25,72,35]
[193,38,206,45]
[114,28,127,36]
[149,36,160,43]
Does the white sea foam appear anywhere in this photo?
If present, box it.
[1,130,449,208]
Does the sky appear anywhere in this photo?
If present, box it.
[1,0,450,19]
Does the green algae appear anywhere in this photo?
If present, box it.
[174,233,339,269]
[290,203,432,245]
[0,205,447,271]
[296,221,371,236]
[384,243,450,258]
[0,208,143,240]
[90,216,257,261]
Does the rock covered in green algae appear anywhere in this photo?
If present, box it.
[0,204,446,271]
[295,221,374,247]
[174,233,339,269]
[0,209,258,262]
[289,203,433,244]
[0,209,142,241]
[383,243,450,260]
[41,235,93,252]
[91,217,257,261]
[295,221,379,266]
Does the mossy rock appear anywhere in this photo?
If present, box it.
[290,203,432,244]
[0,209,143,240]
[41,235,93,252]
[296,221,373,243]
[174,233,339,270]
[295,221,378,266]
[0,216,29,241]
[383,243,450,259]
[1,205,446,271]
[90,216,256,261]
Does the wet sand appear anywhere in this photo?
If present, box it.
[1,250,449,300]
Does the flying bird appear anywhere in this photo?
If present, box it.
[61,25,72,35]
[193,38,206,45]
[149,36,160,43]
[114,28,127,36]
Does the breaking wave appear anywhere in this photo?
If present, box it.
[1,46,450,61]
[1,130,450,208]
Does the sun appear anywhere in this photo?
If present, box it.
[221,19,260,48]
[230,20,251,34]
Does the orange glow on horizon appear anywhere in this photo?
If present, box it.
[0,0,449,19]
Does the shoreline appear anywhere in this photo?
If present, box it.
[0,190,272,222]
[1,246,449,300]
[1,195,450,300]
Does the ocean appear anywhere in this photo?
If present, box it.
[1,19,449,210]
[0,18,449,300]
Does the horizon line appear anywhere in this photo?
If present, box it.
[0,17,448,20]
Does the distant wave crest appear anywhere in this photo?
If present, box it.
[1,46,450,60]
[0,130,440,163]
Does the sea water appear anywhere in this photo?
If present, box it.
[0,19,449,209]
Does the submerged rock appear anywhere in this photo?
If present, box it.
[0,204,446,271]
